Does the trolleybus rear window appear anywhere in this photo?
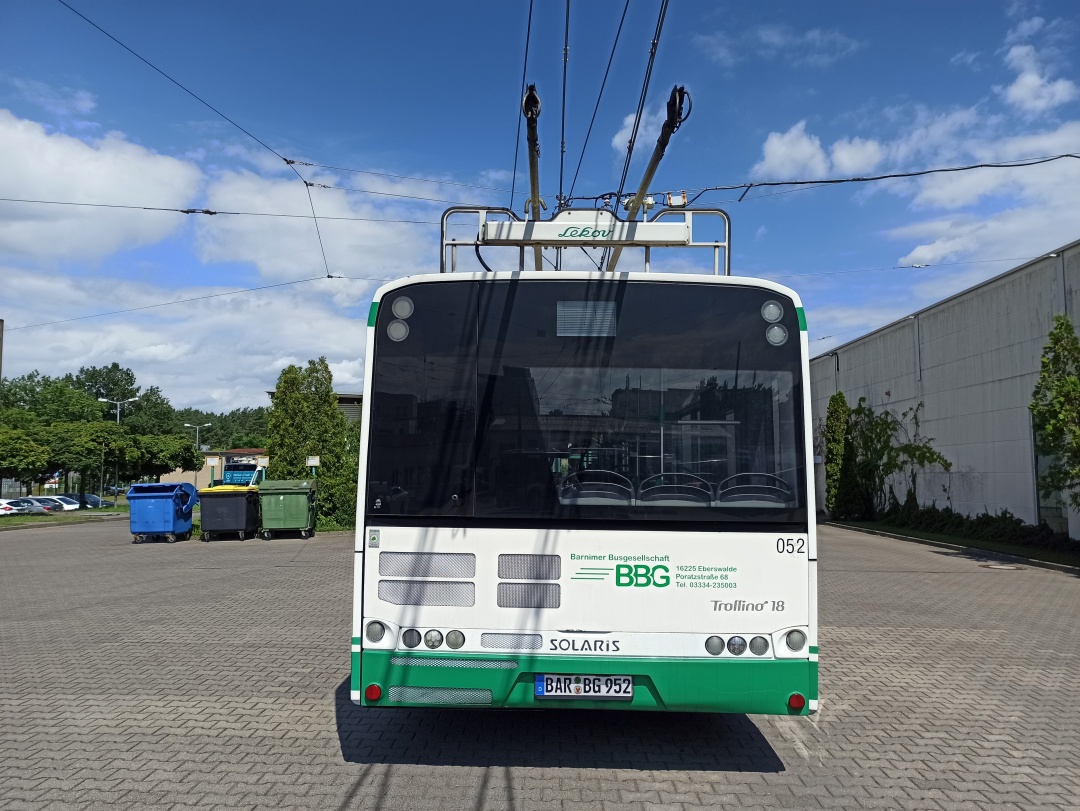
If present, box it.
[367,279,806,526]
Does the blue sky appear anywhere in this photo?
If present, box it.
[1,0,1078,410]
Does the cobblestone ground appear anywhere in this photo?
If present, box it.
[1,521,1078,810]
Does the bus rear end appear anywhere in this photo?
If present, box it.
[352,274,816,714]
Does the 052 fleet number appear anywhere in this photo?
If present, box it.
[776,538,806,554]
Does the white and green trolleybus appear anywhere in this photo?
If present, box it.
[351,205,818,714]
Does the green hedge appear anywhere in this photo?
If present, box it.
[881,496,1074,551]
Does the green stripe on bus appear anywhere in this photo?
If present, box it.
[796,307,807,331]
[368,301,379,326]
[809,645,818,654]
[357,650,816,714]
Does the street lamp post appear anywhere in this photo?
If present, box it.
[98,396,138,496]
[184,423,212,489]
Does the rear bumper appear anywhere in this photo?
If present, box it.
[352,649,817,714]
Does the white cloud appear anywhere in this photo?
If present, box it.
[949,51,982,70]
[0,109,201,260]
[999,44,1079,114]
[610,107,666,160]
[695,25,860,68]
[830,137,884,175]
[751,121,829,180]
[0,264,371,410]
[9,78,97,118]
[195,168,440,281]
[693,32,739,68]
[1005,16,1046,44]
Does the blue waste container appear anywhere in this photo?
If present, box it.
[127,483,199,543]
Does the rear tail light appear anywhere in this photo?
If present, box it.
[785,630,807,652]
[788,693,806,711]
[365,684,382,701]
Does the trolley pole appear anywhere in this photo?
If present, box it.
[607,86,689,275]
[523,84,545,272]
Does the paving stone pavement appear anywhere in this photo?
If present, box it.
[1,521,1078,810]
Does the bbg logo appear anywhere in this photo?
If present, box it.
[615,564,670,587]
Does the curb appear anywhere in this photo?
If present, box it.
[825,521,1080,576]
[0,514,129,533]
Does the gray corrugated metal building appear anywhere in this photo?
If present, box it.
[809,237,1080,539]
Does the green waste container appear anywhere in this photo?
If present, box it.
[258,479,317,540]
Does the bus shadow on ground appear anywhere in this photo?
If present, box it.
[334,678,784,771]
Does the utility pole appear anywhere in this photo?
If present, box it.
[184,423,212,489]
[99,396,138,495]
[606,86,690,275]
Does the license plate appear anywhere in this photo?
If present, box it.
[534,674,633,699]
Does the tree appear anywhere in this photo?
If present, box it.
[832,397,950,521]
[1030,314,1080,509]
[0,427,50,485]
[267,364,308,478]
[64,363,138,404]
[823,392,848,515]
[123,386,180,436]
[131,434,202,481]
[266,357,355,527]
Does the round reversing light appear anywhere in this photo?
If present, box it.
[365,621,386,643]
[387,320,410,342]
[761,300,784,323]
[786,629,807,652]
[424,629,444,649]
[765,324,788,346]
[402,629,421,648]
[446,630,465,649]
[749,636,770,656]
[391,296,414,319]
[727,636,747,656]
[705,636,725,656]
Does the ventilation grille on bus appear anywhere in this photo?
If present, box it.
[497,582,560,609]
[481,632,543,650]
[387,686,492,705]
[379,551,476,579]
[390,656,518,670]
[378,580,475,607]
[498,554,561,581]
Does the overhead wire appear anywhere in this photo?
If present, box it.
[55,0,333,277]
[7,276,328,331]
[509,0,536,211]
[0,197,445,225]
[613,0,670,206]
[557,0,571,210]
[568,0,630,202]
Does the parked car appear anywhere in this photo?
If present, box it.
[26,497,66,512]
[58,493,115,508]
[49,496,82,511]
[0,499,30,515]
[3,498,50,515]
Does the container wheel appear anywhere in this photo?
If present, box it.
[166,534,176,543]
[132,536,142,544]
[239,531,245,541]
[261,531,272,540]
[201,532,209,542]
[300,529,311,539]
